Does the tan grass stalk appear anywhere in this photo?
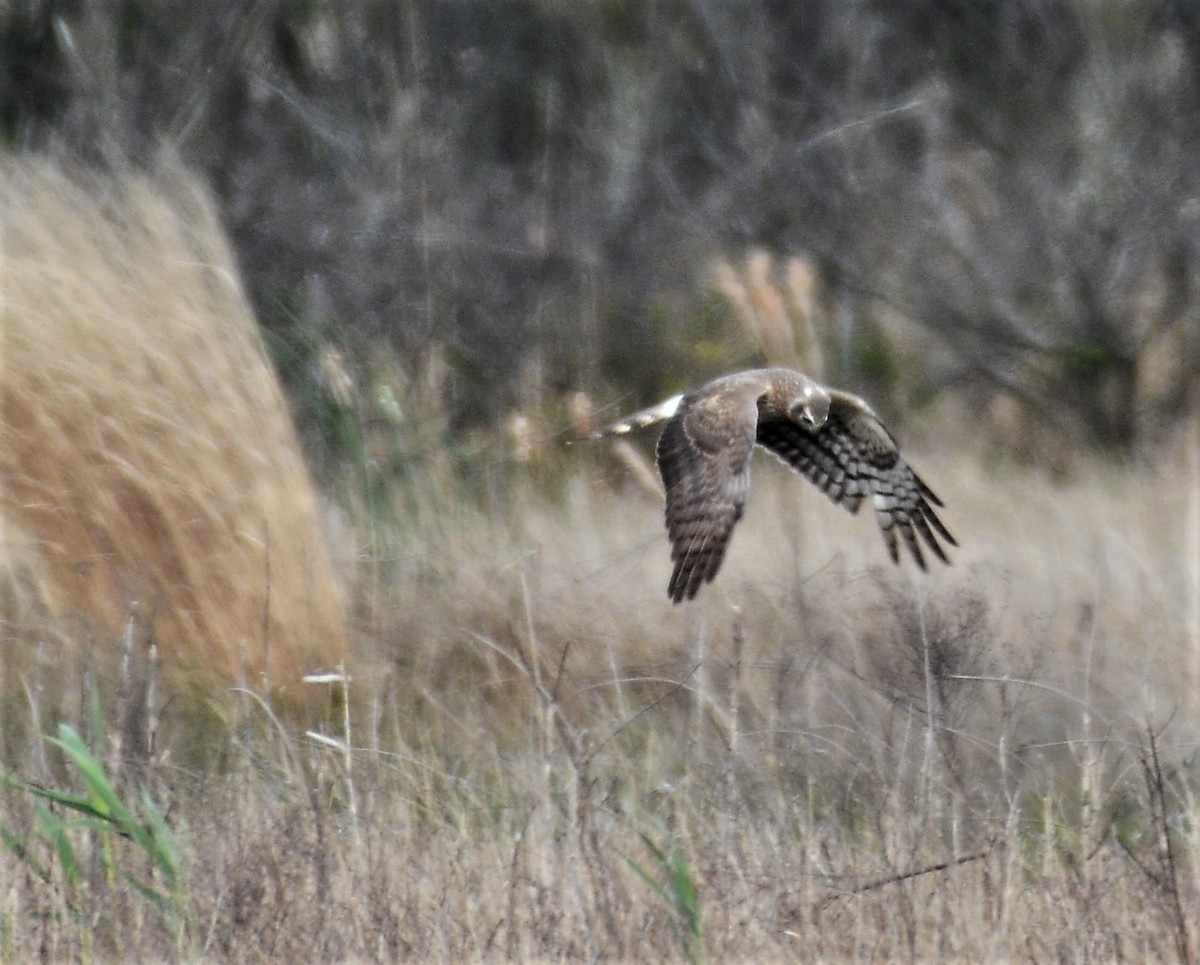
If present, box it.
[608,438,664,498]
[712,249,825,377]
[0,157,346,692]
[1188,397,1200,718]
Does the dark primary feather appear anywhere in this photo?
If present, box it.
[755,395,956,569]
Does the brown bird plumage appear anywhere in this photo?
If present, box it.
[593,368,956,602]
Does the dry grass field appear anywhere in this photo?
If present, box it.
[1,160,1198,961]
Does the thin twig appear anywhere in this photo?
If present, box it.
[1140,723,1193,965]
[818,847,993,909]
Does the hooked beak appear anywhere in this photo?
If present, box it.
[800,392,830,428]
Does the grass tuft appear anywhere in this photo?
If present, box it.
[0,157,347,692]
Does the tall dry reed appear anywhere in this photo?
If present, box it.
[0,157,346,692]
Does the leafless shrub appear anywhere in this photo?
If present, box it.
[5,2,1197,451]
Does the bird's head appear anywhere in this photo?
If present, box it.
[791,383,830,428]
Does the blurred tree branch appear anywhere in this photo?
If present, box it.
[2,0,1197,456]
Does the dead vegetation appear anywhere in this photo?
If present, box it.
[0,159,1198,960]
[2,438,1198,960]
[0,159,347,692]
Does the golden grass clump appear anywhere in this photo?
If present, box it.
[712,248,825,375]
[0,157,346,691]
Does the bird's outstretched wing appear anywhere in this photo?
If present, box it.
[656,383,763,602]
[755,390,956,568]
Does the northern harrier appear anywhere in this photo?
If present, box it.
[593,368,956,602]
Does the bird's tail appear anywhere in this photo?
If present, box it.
[590,393,684,438]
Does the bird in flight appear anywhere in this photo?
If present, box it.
[592,368,956,603]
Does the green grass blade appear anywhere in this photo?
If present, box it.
[621,829,705,963]
[620,849,672,906]
[34,803,82,890]
[46,725,153,852]
[139,787,182,886]
[123,873,176,920]
[0,826,51,883]
[667,838,703,941]
[21,781,110,821]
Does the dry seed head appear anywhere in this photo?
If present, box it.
[568,390,594,439]
[508,413,537,462]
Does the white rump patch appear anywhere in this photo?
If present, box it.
[651,393,685,420]
[594,393,686,437]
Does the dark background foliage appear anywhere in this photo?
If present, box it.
[4,0,1199,452]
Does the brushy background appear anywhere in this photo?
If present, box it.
[1,2,1199,961]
